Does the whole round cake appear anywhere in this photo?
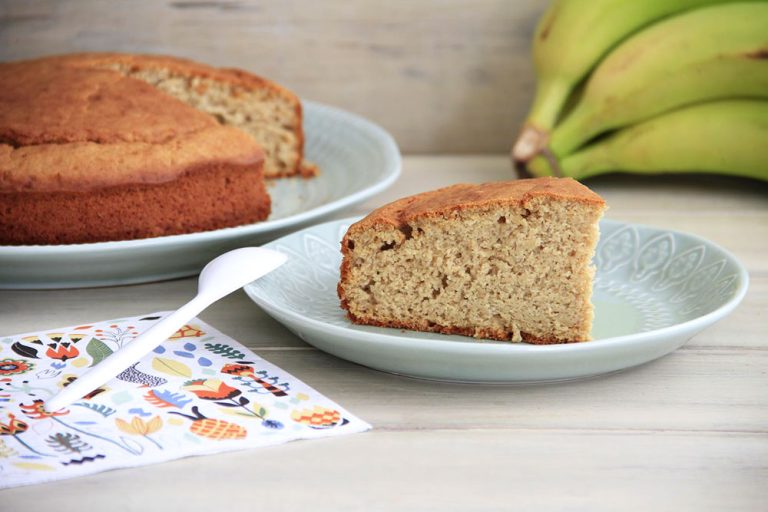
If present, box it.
[0,53,312,245]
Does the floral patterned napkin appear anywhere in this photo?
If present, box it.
[0,312,370,488]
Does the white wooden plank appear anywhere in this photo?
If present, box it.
[241,348,768,433]
[3,430,766,512]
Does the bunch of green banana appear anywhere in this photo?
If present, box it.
[513,1,768,181]
[528,100,768,179]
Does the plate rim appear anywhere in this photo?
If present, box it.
[0,100,401,255]
[245,216,750,354]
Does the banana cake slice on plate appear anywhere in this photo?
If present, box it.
[337,177,606,344]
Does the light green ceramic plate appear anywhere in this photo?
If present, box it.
[245,217,749,383]
[0,102,400,289]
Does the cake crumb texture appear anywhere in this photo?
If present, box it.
[56,53,311,178]
[337,177,606,344]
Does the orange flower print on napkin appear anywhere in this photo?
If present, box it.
[183,379,241,401]
[183,379,283,428]
[0,359,34,377]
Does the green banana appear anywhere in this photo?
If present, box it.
[527,100,768,181]
[548,2,768,159]
[512,0,743,163]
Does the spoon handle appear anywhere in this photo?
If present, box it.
[45,294,210,412]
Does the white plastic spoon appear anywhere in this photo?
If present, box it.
[44,247,287,412]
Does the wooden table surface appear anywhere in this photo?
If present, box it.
[2,156,767,511]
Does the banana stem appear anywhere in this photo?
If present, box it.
[549,107,598,158]
[511,125,548,164]
[528,78,572,131]
[511,79,572,164]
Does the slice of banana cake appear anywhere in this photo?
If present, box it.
[337,177,606,344]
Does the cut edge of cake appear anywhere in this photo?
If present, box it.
[55,52,316,179]
[337,177,607,344]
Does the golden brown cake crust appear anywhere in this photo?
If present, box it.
[37,52,306,178]
[0,163,270,245]
[50,52,300,110]
[0,57,264,193]
[348,177,605,233]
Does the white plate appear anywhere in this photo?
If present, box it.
[245,217,749,383]
[0,102,401,289]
